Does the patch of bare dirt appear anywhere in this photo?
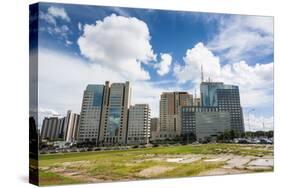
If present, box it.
[198,168,249,176]
[47,167,104,183]
[138,166,175,177]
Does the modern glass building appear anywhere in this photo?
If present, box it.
[180,106,229,143]
[99,81,131,145]
[217,88,244,134]
[200,82,244,134]
[79,81,132,145]
[78,84,105,143]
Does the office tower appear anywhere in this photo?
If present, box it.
[79,85,105,143]
[127,104,151,145]
[180,106,231,142]
[159,92,193,132]
[217,88,244,134]
[64,110,80,143]
[57,117,65,139]
[200,82,244,134]
[41,117,60,141]
[99,81,131,145]
[150,118,160,133]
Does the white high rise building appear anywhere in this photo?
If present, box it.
[64,110,80,142]
[127,104,151,145]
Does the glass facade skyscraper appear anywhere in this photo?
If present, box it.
[200,82,244,134]
[79,82,131,145]
[99,81,131,145]
[78,85,105,143]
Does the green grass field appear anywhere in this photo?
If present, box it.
[38,144,273,186]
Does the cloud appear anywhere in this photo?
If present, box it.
[77,14,156,81]
[207,15,273,62]
[44,24,70,40]
[220,61,273,108]
[173,42,273,108]
[78,22,82,31]
[39,10,56,25]
[154,53,172,76]
[111,7,130,17]
[47,6,70,22]
[38,48,175,125]
[65,40,73,46]
[39,6,72,45]
[174,42,221,84]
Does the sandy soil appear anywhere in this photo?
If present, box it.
[138,166,175,177]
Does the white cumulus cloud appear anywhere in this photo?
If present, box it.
[37,48,176,125]
[173,42,273,109]
[174,42,221,84]
[154,53,172,76]
[77,14,156,81]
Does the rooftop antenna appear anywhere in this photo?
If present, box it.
[201,65,204,83]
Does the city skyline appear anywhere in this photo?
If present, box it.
[39,80,243,144]
[35,3,274,131]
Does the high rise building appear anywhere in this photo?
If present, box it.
[127,104,151,145]
[150,118,160,133]
[64,110,80,142]
[217,88,244,134]
[57,117,65,139]
[159,92,193,133]
[99,81,131,145]
[79,85,105,143]
[200,82,244,133]
[79,81,131,145]
[41,117,60,141]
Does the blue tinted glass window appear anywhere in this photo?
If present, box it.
[108,107,121,136]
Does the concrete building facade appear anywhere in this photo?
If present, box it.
[159,92,193,133]
[64,110,80,143]
[127,104,151,145]
[150,117,160,133]
[41,117,60,141]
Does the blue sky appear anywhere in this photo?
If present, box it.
[33,2,274,131]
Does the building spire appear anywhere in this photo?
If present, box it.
[201,65,204,83]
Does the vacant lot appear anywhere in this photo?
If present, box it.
[39,144,273,186]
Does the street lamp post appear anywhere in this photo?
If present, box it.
[247,108,255,138]
[262,118,266,138]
